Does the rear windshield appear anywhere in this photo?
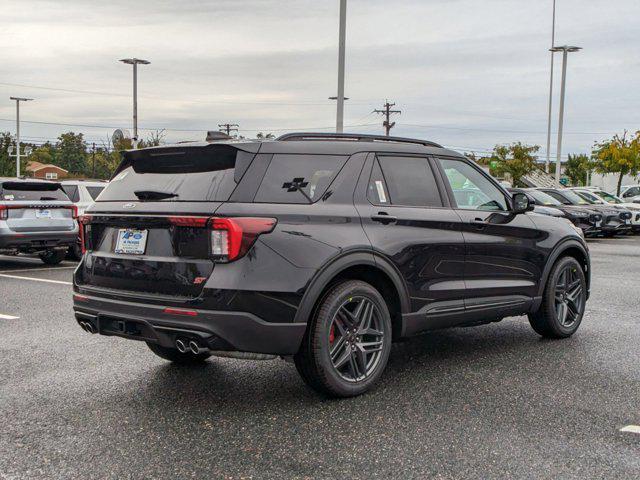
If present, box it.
[1,182,70,202]
[99,145,251,202]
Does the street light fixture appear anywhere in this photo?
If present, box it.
[119,58,150,148]
[550,45,581,187]
[9,96,33,177]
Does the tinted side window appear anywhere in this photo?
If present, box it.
[371,156,442,207]
[62,185,80,202]
[438,158,507,211]
[86,186,104,200]
[254,154,347,203]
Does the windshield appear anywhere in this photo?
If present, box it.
[528,189,561,206]
[100,145,252,202]
[595,191,622,204]
[0,182,70,202]
[574,190,602,204]
[553,189,591,205]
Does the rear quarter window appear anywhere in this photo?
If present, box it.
[254,154,347,204]
[86,186,105,200]
[62,185,80,202]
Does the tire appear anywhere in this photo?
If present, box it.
[39,249,67,265]
[294,280,392,398]
[146,342,211,364]
[67,243,83,261]
[528,256,586,338]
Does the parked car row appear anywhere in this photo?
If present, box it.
[0,178,107,264]
[508,186,640,238]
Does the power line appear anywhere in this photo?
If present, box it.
[374,100,401,136]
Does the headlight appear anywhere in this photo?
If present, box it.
[572,211,588,218]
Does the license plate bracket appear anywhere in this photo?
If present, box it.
[115,229,148,255]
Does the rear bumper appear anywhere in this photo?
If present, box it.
[73,293,306,356]
[0,231,77,251]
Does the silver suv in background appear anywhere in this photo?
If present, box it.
[61,180,107,259]
[0,178,78,264]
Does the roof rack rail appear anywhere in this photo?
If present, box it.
[276,132,442,148]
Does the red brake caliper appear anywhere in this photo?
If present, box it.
[329,324,335,344]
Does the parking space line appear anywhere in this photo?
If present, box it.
[0,273,72,285]
[620,425,640,434]
[0,313,20,320]
[0,266,76,274]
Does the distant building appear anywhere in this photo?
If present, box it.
[26,161,69,180]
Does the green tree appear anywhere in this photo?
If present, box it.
[564,154,591,186]
[28,144,56,167]
[56,132,88,174]
[0,132,14,176]
[592,131,640,195]
[489,142,540,186]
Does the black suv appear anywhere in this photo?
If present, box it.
[73,133,590,397]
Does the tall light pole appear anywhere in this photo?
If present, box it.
[551,45,581,187]
[335,0,347,133]
[544,0,556,173]
[9,97,33,177]
[119,58,150,148]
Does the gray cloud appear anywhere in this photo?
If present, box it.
[0,0,638,154]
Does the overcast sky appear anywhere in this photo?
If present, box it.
[1,0,639,157]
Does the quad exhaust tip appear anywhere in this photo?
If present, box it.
[188,340,209,355]
[175,338,188,353]
[79,321,96,334]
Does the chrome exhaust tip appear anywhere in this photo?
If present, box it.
[188,340,208,355]
[175,338,188,353]
[84,322,96,334]
[79,322,89,332]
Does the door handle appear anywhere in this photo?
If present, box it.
[470,217,488,229]
[371,212,397,225]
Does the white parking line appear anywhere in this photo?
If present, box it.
[0,266,76,274]
[0,313,19,320]
[0,273,72,285]
[620,425,640,434]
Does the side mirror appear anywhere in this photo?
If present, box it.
[512,192,532,214]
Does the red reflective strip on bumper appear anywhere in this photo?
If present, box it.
[163,307,198,317]
[73,294,89,302]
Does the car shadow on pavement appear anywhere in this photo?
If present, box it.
[130,316,585,410]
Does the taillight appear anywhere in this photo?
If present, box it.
[210,217,277,262]
[0,205,7,221]
[66,205,78,219]
[78,215,93,254]
[168,216,209,227]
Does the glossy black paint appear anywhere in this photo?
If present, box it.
[73,138,590,355]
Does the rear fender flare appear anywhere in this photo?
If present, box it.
[293,249,411,325]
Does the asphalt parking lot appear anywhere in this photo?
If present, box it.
[0,238,639,479]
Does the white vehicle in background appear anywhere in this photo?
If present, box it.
[619,185,640,204]
[61,180,108,259]
[570,187,640,233]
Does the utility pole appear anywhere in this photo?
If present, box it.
[374,100,401,136]
[545,0,556,173]
[9,97,33,177]
[335,0,347,133]
[119,58,150,149]
[218,123,239,137]
[91,142,96,178]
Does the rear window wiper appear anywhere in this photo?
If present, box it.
[40,196,58,200]
[134,190,179,200]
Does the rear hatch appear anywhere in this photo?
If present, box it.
[0,181,76,232]
[77,144,258,299]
